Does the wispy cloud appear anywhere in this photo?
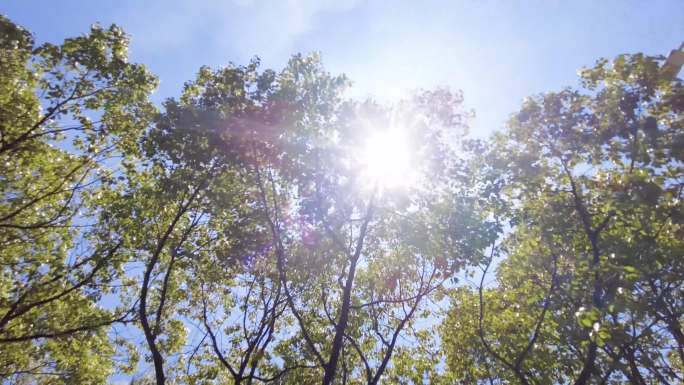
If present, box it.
[223,0,362,58]
[121,0,362,60]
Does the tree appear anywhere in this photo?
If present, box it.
[106,55,344,385]
[119,53,483,385]
[247,87,485,385]
[442,53,684,384]
[0,16,157,383]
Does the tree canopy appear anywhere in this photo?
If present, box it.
[1,15,682,385]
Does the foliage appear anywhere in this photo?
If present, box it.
[0,15,156,383]
[442,53,684,384]
[2,14,683,385]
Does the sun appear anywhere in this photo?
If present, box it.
[358,128,415,190]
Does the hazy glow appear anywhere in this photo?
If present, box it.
[358,128,414,189]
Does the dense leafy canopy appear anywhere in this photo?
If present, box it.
[0,15,156,383]
[441,53,684,385]
[1,15,682,385]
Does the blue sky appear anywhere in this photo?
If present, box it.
[4,0,683,137]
